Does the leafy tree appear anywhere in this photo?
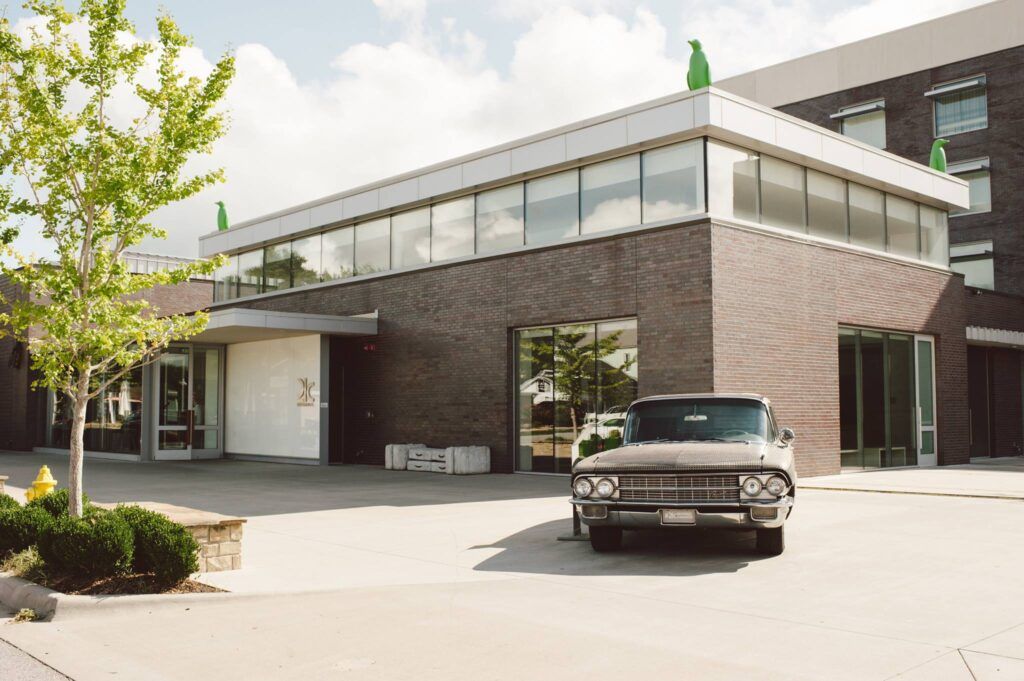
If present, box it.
[0,1,233,516]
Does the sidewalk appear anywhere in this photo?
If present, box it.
[802,456,1024,500]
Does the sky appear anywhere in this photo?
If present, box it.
[1,0,995,259]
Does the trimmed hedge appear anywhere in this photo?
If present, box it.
[37,509,134,577]
[26,488,92,518]
[0,506,54,555]
[115,505,199,584]
[0,493,20,511]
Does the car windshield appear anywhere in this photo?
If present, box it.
[623,398,772,444]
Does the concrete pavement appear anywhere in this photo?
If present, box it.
[802,456,1024,499]
[0,609,69,680]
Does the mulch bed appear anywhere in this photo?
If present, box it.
[39,573,225,596]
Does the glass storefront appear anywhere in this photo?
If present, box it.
[44,366,144,454]
[515,319,638,473]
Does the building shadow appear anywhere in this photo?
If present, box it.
[471,518,765,577]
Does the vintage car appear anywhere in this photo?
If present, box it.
[570,393,796,555]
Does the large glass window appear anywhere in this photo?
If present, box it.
[760,156,805,232]
[213,255,238,302]
[290,234,321,287]
[322,226,355,281]
[355,218,390,274]
[476,184,524,253]
[237,250,263,298]
[919,205,948,267]
[848,183,885,251]
[841,109,886,149]
[950,241,994,289]
[52,366,144,454]
[263,243,291,292]
[950,168,991,216]
[807,170,847,242]
[581,155,640,234]
[431,196,474,261]
[641,140,704,223]
[706,141,758,222]
[391,207,430,269]
[526,169,579,245]
[886,194,919,259]
[514,319,638,474]
[934,83,987,136]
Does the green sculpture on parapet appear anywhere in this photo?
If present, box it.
[929,139,949,172]
[216,201,229,231]
[687,39,711,90]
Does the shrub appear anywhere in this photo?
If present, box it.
[26,488,92,518]
[115,505,199,584]
[37,509,133,577]
[0,493,20,511]
[0,506,54,555]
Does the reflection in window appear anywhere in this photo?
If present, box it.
[431,197,474,261]
[848,183,885,251]
[886,194,919,259]
[526,170,579,245]
[760,156,805,232]
[919,205,948,267]
[841,109,886,149]
[807,170,847,242]
[263,243,291,292]
[213,255,238,302]
[322,226,355,281]
[391,207,430,269]
[237,250,263,298]
[291,234,321,287]
[950,169,991,216]
[581,155,640,234]
[642,140,704,222]
[50,366,144,454]
[950,240,994,289]
[934,84,987,136]
[706,141,758,222]
[355,218,390,274]
[476,184,524,253]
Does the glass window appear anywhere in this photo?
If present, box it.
[391,207,430,269]
[848,183,885,251]
[760,156,805,232]
[807,170,847,242]
[355,218,390,275]
[476,184,524,253]
[431,196,474,261]
[322,226,355,281]
[69,366,144,454]
[934,85,987,136]
[213,255,238,302]
[919,205,949,266]
[706,141,758,222]
[291,234,321,287]
[581,154,641,234]
[950,241,994,289]
[642,140,704,223]
[526,170,579,245]
[841,109,886,148]
[950,170,991,216]
[263,243,291,292]
[237,250,263,298]
[886,195,919,259]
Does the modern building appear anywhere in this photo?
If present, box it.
[717,0,1024,461]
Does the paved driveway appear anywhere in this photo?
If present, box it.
[1,452,1023,680]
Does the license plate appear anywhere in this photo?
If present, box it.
[660,509,696,525]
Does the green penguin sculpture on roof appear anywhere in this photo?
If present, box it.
[216,201,229,231]
[929,139,949,172]
[686,39,711,90]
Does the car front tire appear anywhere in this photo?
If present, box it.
[756,526,785,555]
[589,526,623,552]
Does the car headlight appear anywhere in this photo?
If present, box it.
[573,478,594,498]
[595,478,617,498]
[765,476,787,496]
[742,476,763,496]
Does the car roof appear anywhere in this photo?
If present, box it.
[630,393,771,407]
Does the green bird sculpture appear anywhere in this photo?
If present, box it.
[929,139,949,172]
[216,201,229,231]
[686,39,711,90]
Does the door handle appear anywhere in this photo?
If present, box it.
[186,410,194,447]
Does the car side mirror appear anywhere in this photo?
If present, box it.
[779,427,796,445]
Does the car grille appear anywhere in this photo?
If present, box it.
[618,474,741,503]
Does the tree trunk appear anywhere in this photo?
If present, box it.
[68,370,91,518]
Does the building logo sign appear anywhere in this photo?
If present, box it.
[297,378,317,407]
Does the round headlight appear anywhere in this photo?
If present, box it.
[573,478,594,498]
[595,478,616,498]
[765,476,787,496]
[742,477,763,496]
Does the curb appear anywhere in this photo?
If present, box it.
[800,485,1024,501]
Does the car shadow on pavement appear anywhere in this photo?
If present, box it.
[471,519,768,577]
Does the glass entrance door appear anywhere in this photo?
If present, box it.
[154,346,223,460]
[915,336,938,466]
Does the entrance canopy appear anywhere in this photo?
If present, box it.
[967,326,1024,350]
[189,308,377,344]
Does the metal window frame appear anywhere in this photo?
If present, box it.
[829,99,886,120]
[924,75,986,98]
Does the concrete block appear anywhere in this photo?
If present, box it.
[386,443,425,470]
[190,526,209,542]
[218,541,241,556]
[406,460,431,472]
[202,543,219,558]
[229,524,244,541]
[409,447,444,462]
[429,449,447,462]
[445,446,491,475]
[210,525,231,543]
[205,555,234,572]
[430,461,447,473]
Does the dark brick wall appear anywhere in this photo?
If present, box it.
[776,44,1024,298]
[990,348,1023,457]
[964,286,1024,332]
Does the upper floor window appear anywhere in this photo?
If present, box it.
[950,240,994,289]
[831,100,885,149]
[947,158,991,216]
[927,76,987,137]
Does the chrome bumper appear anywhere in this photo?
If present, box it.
[570,497,794,530]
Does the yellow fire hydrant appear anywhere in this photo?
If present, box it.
[24,465,57,502]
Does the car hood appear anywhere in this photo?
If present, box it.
[573,441,795,475]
